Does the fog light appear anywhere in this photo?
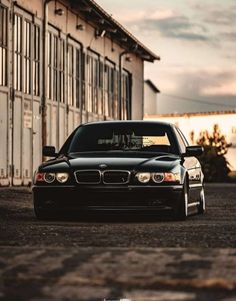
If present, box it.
[56,173,69,183]
[136,172,151,183]
[44,173,55,183]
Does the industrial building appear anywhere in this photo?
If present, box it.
[144,79,160,116]
[0,0,159,186]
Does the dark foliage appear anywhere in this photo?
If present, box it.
[196,124,231,182]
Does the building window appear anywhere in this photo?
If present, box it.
[23,20,31,94]
[87,51,100,114]
[47,32,52,99]
[67,44,74,106]
[121,70,132,120]
[59,39,65,103]
[14,14,23,91]
[33,25,40,96]
[67,42,82,108]
[52,34,58,101]
[75,48,81,108]
[99,61,104,115]
[104,60,117,118]
[47,31,65,102]
[47,32,56,101]
[81,52,86,111]
[0,4,8,87]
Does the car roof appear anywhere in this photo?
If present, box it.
[81,120,175,127]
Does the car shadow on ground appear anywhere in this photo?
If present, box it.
[33,210,199,223]
[1,205,200,224]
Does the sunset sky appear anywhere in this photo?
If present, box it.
[97,0,236,114]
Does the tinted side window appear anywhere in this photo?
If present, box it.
[173,127,186,153]
[177,128,189,146]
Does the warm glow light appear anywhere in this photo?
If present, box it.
[164,173,180,182]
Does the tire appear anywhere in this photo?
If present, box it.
[197,187,206,214]
[174,179,189,220]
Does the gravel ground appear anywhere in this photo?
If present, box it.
[0,185,236,300]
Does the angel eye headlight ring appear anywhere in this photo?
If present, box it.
[136,172,151,183]
[56,173,69,183]
[152,173,164,183]
[44,173,56,183]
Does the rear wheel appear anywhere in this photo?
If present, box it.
[197,187,206,214]
[174,179,188,220]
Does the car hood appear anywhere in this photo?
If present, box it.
[40,152,180,173]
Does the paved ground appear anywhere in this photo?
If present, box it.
[0,185,236,300]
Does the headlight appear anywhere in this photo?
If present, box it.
[136,172,151,183]
[152,173,164,183]
[44,173,56,183]
[135,172,180,184]
[56,173,69,183]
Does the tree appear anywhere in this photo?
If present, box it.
[196,124,231,182]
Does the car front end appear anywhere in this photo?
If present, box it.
[33,165,184,216]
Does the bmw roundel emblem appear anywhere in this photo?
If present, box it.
[99,164,107,169]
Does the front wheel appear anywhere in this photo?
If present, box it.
[174,180,188,220]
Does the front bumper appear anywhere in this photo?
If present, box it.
[33,184,183,213]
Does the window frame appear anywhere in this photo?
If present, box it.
[121,69,132,120]
[104,58,117,118]
[33,24,40,96]
[23,18,31,94]
[13,13,23,92]
[0,3,8,87]
[87,49,100,114]
[67,39,82,109]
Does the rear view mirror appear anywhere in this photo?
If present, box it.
[185,145,203,157]
[43,146,57,157]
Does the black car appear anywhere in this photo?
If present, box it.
[33,121,205,220]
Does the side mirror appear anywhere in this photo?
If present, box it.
[43,146,57,157]
[185,145,203,157]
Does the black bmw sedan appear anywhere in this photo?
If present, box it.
[33,121,205,220]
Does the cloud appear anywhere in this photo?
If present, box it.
[203,7,236,26]
[220,32,236,42]
[151,17,209,41]
[172,69,236,96]
[120,11,210,42]
[191,2,236,26]
[116,9,212,41]
[156,68,236,114]
[202,73,236,96]
[154,67,236,98]
[116,9,176,23]
[117,3,236,45]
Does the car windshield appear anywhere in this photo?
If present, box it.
[68,123,178,154]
